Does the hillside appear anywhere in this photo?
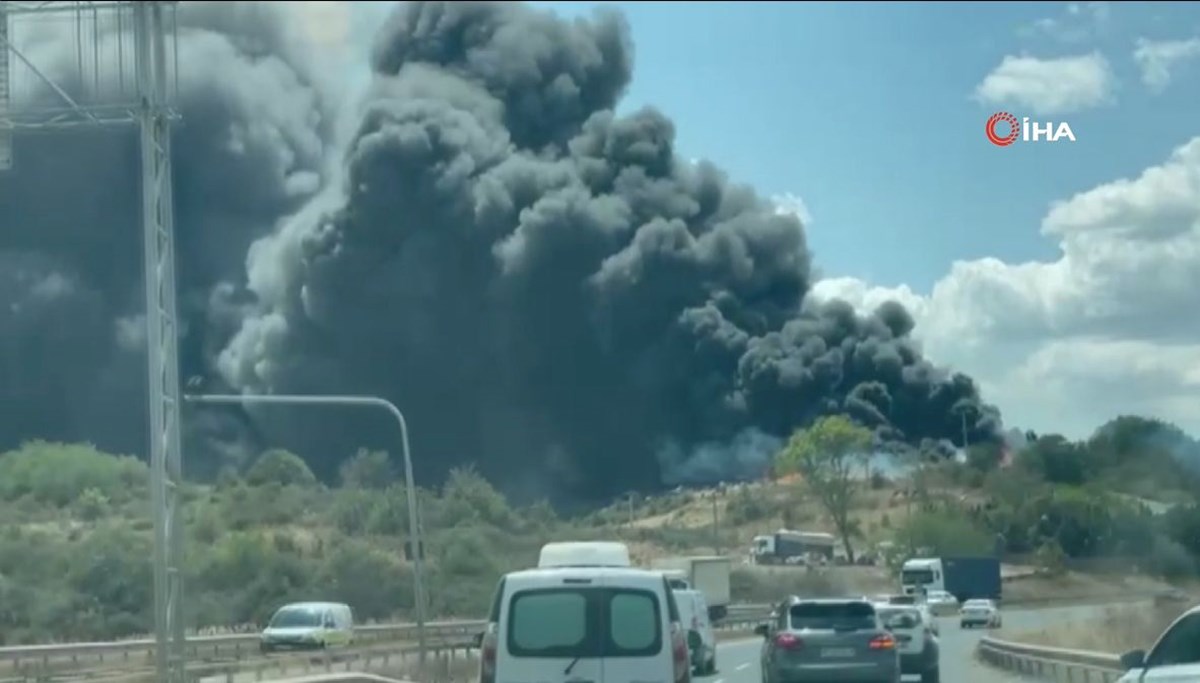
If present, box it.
[1,416,1200,645]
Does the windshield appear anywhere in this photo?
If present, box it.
[269,607,324,629]
[789,603,875,631]
[901,569,935,585]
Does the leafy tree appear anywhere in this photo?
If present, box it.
[0,441,146,506]
[966,442,1004,475]
[1019,435,1092,485]
[896,509,994,556]
[245,449,317,488]
[774,415,873,562]
[339,449,396,490]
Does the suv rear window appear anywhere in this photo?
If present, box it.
[507,587,663,658]
[789,602,876,631]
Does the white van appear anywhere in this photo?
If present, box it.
[477,566,692,683]
[260,601,354,652]
[673,588,716,675]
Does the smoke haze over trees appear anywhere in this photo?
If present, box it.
[0,0,1001,503]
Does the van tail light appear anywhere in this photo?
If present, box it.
[479,624,498,683]
[869,634,896,650]
[773,633,803,650]
[670,623,690,683]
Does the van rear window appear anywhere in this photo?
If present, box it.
[507,587,662,658]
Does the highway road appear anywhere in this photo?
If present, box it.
[702,602,1116,683]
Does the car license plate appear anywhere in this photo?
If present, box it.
[821,647,854,658]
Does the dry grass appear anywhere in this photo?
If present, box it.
[1005,601,1188,654]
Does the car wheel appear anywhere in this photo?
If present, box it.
[921,667,940,683]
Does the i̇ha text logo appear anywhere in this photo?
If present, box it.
[986,111,1075,147]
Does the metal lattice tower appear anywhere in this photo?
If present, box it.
[0,3,185,682]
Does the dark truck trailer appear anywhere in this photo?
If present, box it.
[942,556,1002,603]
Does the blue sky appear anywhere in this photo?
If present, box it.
[339,1,1200,439]
[524,1,1200,290]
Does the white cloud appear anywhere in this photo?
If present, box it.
[809,136,1200,439]
[772,192,813,226]
[974,52,1116,115]
[1020,2,1110,43]
[1133,37,1200,93]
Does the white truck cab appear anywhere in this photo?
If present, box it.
[900,558,945,596]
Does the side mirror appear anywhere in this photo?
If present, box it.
[1120,649,1146,671]
[754,623,769,638]
[473,631,485,648]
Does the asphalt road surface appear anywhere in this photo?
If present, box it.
[703,602,1118,683]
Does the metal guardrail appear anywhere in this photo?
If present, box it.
[976,635,1123,683]
[0,606,770,680]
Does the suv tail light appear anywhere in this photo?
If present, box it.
[670,623,691,683]
[479,624,498,683]
[774,633,803,650]
[868,634,895,650]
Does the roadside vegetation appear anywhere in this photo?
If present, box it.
[1008,599,1186,655]
[0,415,1198,645]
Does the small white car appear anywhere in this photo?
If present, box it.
[876,604,940,683]
[923,590,959,616]
[959,599,1001,629]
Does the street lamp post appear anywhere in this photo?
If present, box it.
[182,392,428,666]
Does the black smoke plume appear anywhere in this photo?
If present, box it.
[1,0,1000,504]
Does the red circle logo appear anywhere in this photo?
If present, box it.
[986,112,1019,147]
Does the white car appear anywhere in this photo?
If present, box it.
[876,604,941,683]
[923,590,959,616]
[1117,604,1200,682]
[959,599,1001,629]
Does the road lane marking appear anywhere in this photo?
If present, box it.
[713,679,724,683]
[735,664,750,671]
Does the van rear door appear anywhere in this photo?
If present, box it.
[599,574,675,683]
[498,573,604,683]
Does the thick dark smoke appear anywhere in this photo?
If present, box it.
[2,0,1001,504]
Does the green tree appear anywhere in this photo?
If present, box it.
[0,441,146,507]
[966,442,1004,475]
[1019,435,1092,485]
[896,509,994,556]
[245,449,317,488]
[339,449,396,490]
[774,415,873,562]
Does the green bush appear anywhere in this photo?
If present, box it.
[0,441,146,507]
[245,449,317,488]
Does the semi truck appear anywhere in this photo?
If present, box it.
[650,555,732,621]
[900,555,1002,603]
[750,529,837,565]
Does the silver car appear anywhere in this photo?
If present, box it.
[756,598,901,683]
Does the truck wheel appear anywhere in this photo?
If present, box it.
[921,667,940,683]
